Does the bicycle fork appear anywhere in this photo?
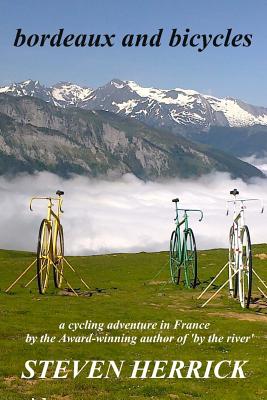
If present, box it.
[182,228,191,288]
[232,208,245,291]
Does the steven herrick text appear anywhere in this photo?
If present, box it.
[21,359,248,379]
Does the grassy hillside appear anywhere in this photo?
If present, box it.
[0,246,267,400]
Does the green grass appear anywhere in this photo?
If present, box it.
[0,245,267,399]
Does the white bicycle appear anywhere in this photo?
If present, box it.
[227,189,263,308]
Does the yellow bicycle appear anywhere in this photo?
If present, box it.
[30,190,65,294]
[5,190,90,296]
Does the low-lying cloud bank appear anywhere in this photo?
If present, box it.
[0,172,266,255]
[242,155,267,175]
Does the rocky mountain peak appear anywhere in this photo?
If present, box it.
[1,79,267,134]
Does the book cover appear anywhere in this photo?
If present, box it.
[0,1,266,399]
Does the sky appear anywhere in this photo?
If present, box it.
[0,0,267,106]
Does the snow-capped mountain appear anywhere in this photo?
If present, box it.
[51,82,93,107]
[1,79,267,134]
[0,80,52,102]
[0,93,262,180]
[82,79,228,133]
[0,80,93,108]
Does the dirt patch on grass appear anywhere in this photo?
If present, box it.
[58,287,117,297]
[249,297,267,312]
[4,376,38,391]
[196,291,223,301]
[167,304,192,309]
[142,302,161,308]
[255,253,267,260]
[148,280,168,285]
[208,312,267,322]
[4,376,17,384]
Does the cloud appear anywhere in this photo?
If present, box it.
[241,155,267,175]
[0,171,266,255]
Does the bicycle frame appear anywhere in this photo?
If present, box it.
[227,195,263,307]
[170,200,203,287]
[198,191,265,308]
[5,191,90,295]
[227,198,263,262]
[30,196,64,258]
[229,207,244,293]
[174,205,203,264]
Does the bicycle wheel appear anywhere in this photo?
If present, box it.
[53,224,64,288]
[239,225,252,308]
[229,225,238,298]
[169,230,181,284]
[184,228,197,288]
[36,219,51,294]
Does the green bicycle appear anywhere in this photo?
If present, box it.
[169,198,203,288]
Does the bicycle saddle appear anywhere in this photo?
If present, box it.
[230,189,239,196]
[56,190,64,196]
[172,198,179,203]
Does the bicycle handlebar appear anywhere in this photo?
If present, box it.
[30,196,64,213]
[176,208,203,222]
[226,198,264,215]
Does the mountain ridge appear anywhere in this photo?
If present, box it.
[0,93,263,180]
[1,79,267,136]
